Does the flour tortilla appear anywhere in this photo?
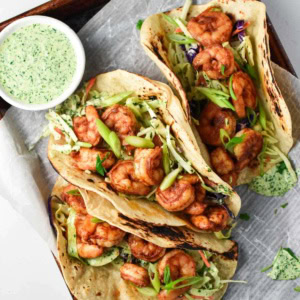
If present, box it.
[48,70,241,237]
[51,176,238,300]
[140,0,293,185]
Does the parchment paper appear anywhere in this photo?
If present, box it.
[0,0,299,299]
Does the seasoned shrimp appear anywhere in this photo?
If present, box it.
[75,214,98,242]
[233,128,263,171]
[73,106,101,146]
[187,10,233,47]
[134,147,164,186]
[71,148,116,172]
[232,71,257,118]
[61,184,87,214]
[90,222,125,247]
[128,235,166,262]
[156,174,196,212]
[193,45,235,79]
[190,206,229,231]
[198,102,236,146]
[221,171,238,187]
[120,263,150,287]
[158,249,196,282]
[184,184,207,215]
[108,160,151,195]
[102,104,138,150]
[77,240,104,259]
[210,147,235,175]
[158,288,190,300]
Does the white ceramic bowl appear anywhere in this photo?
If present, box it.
[0,16,85,111]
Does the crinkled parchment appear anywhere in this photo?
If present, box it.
[0,0,299,298]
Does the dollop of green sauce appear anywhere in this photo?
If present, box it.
[0,24,76,104]
[249,162,299,196]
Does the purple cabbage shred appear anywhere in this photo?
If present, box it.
[180,44,199,63]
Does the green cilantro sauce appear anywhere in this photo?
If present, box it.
[0,24,76,104]
[249,162,299,196]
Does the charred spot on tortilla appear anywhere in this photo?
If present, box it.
[219,243,238,261]
[87,178,95,183]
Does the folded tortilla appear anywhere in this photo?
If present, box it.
[140,0,293,185]
[51,176,238,300]
[48,70,241,240]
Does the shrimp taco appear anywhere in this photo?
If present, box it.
[140,0,296,187]
[46,69,241,246]
[50,176,240,299]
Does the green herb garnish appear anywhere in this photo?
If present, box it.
[294,286,300,292]
[221,64,226,76]
[136,19,144,30]
[280,203,288,209]
[167,33,197,45]
[90,217,103,223]
[163,276,203,291]
[277,161,287,174]
[66,189,81,196]
[220,129,245,153]
[164,265,171,285]
[162,13,178,26]
[96,154,109,176]
[239,213,250,221]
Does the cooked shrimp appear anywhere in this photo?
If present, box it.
[61,184,87,214]
[156,175,196,212]
[73,106,101,146]
[71,148,116,172]
[193,45,235,79]
[128,235,166,262]
[187,10,233,47]
[75,214,98,242]
[102,104,138,151]
[221,171,238,186]
[210,147,235,175]
[232,71,257,118]
[198,102,236,146]
[120,263,150,287]
[89,222,125,248]
[134,147,164,186]
[108,160,151,195]
[184,184,207,215]
[77,240,104,259]
[190,206,229,231]
[233,128,263,171]
[158,249,196,282]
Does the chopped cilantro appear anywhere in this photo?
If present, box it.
[136,19,144,30]
[280,203,288,209]
[96,154,108,176]
[66,189,81,196]
[294,286,300,292]
[277,161,287,174]
[239,213,250,221]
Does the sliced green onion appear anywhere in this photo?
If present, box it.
[258,100,267,130]
[66,189,81,196]
[136,287,158,297]
[164,276,203,291]
[181,0,192,20]
[164,265,171,284]
[162,13,179,27]
[214,223,236,240]
[229,74,237,101]
[245,63,259,81]
[221,64,226,76]
[160,167,182,191]
[175,18,193,39]
[220,129,245,153]
[96,119,121,158]
[99,91,133,108]
[210,7,222,12]
[125,136,154,148]
[168,33,197,45]
[76,141,92,148]
[246,107,257,127]
[162,143,170,175]
[196,87,235,111]
[220,128,231,146]
[90,217,103,223]
[148,263,160,293]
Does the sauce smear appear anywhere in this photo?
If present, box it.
[0,24,76,104]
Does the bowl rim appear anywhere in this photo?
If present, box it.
[0,15,85,111]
